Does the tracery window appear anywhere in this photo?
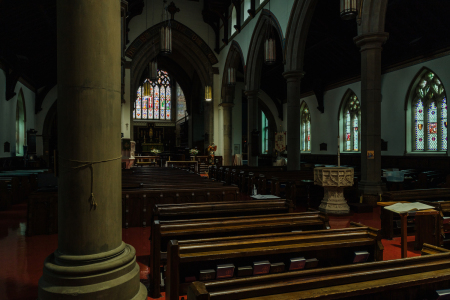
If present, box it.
[15,89,26,156]
[133,70,171,121]
[244,0,251,20]
[342,93,360,152]
[412,72,447,152]
[300,103,311,152]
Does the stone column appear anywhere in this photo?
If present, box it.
[283,71,304,171]
[222,102,234,166]
[38,1,146,299]
[245,90,259,166]
[354,33,389,202]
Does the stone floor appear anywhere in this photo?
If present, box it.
[0,202,420,300]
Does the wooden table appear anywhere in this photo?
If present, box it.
[378,202,438,258]
[135,156,158,167]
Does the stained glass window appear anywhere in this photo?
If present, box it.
[133,70,171,121]
[301,104,311,152]
[176,85,187,121]
[412,72,447,152]
[342,93,360,152]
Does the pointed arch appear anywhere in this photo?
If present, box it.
[245,9,285,91]
[221,41,245,100]
[357,0,389,36]
[405,67,447,153]
[300,101,311,152]
[339,89,361,152]
[16,88,26,156]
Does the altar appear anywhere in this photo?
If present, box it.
[141,143,164,153]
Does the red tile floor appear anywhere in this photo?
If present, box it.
[0,203,420,300]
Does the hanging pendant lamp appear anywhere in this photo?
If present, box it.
[149,60,158,80]
[340,0,358,20]
[227,67,236,86]
[160,25,172,55]
[160,0,172,55]
[264,37,276,65]
[205,86,212,102]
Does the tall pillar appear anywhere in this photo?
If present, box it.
[222,103,234,165]
[38,1,146,299]
[222,86,235,166]
[354,33,389,202]
[283,71,304,171]
[245,90,259,166]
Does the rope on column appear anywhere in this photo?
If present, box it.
[60,156,122,210]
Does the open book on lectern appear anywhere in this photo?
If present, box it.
[384,202,435,214]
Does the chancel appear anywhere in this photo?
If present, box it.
[2,0,450,299]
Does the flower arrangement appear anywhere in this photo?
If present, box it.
[150,148,161,155]
[189,149,199,156]
[207,143,217,153]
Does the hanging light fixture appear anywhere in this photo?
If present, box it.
[340,0,364,24]
[340,0,358,20]
[143,80,151,97]
[160,0,172,55]
[264,4,276,65]
[205,85,212,102]
[227,67,236,86]
[149,60,158,80]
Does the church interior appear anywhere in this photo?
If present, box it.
[2,0,450,299]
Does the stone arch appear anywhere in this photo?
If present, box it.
[245,9,285,91]
[126,20,218,140]
[357,0,389,36]
[284,0,318,73]
[221,41,245,100]
[127,20,217,99]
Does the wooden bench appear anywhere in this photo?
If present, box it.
[187,243,450,300]
[150,211,330,298]
[165,224,382,300]
[152,199,295,222]
[380,188,450,240]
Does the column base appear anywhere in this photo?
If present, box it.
[318,186,350,215]
[38,243,147,300]
[359,180,386,205]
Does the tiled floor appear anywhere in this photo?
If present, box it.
[0,203,420,300]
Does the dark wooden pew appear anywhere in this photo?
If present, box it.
[152,199,294,222]
[380,188,450,240]
[149,211,330,298]
[187,244,450,300]
[166,224,382,300]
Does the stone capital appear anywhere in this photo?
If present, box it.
[244,90,259,98]
[282,70,305,80]
[220,102,234,109]
[354,32,389,52]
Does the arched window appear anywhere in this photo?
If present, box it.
[16,89,26,156]
[261,111,269,154]
[411,71,447,152]
[133,70,171,121]
[300,103,311,152]
[231,6,237,35]
[341,92,361,152]
[244,0,251,20]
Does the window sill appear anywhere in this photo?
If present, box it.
[405,151,448,156]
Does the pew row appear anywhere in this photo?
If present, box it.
[187,244,450,300]
[150,211,330,298]
[152,199,294,222]
[166,224,383,300]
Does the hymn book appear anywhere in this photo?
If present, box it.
[384,202,435,214]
